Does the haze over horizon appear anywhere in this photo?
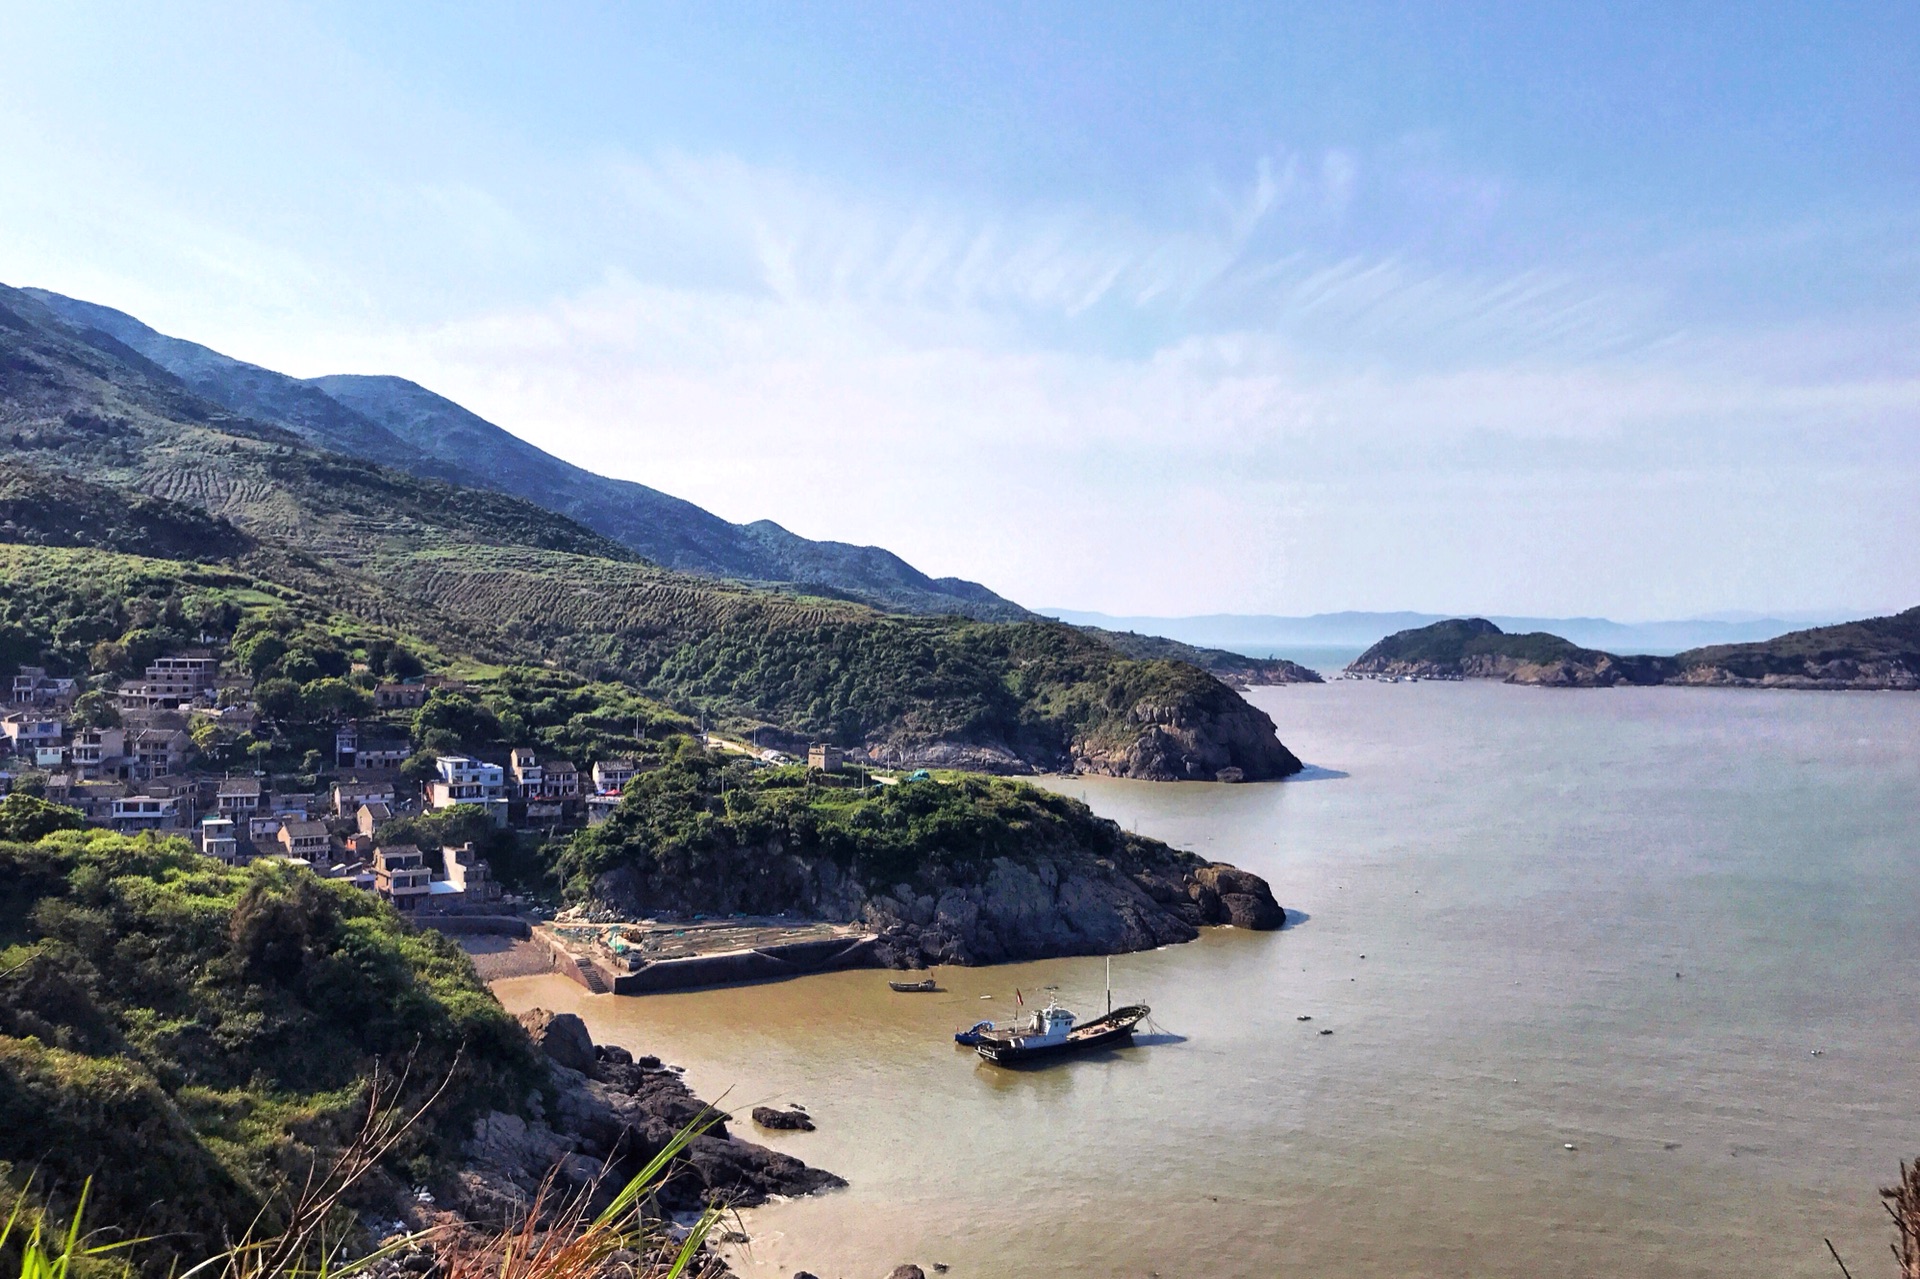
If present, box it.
[4,3,1916,620]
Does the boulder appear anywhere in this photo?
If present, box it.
[752,1105,816,1132]
[1191,864,1286,930]
[888,1268,927,1279]
[514,1008,597,1073]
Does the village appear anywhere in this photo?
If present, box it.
[0,650,663,918]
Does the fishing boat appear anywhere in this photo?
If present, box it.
[888,976,938,993]
[972,999,1149,1065]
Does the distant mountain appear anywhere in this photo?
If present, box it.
[1043,608,1848,656]
[22,288,1028,621]
[1346,612,1920,690]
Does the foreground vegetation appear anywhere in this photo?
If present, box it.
[0,828,543,1270]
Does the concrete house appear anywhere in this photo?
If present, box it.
[332,774,396,816]
[70,727,127,779]
[356,800,392,838]
[373,843,432,911]
[128,727,190,779]
[542,759,580,799]
[109,788,187,833]
[428,755,507,825]
[11,667,77,707]
[143,655,220,703]
[808,744,846,773]
[1,714,64,753]
[442,842,503,905]
[592,758,638,793]
[374,683,428,710]
[198,815,240,864]
[508,747,545,799]
[276,820,331,865]
[217,777,264,815]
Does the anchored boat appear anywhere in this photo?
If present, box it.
[971,999,1149,1065]
[889,976,938,993]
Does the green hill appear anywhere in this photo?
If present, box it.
[1347,618,1675,686]
[0,283,1301,778]
[1669,606,1920,688]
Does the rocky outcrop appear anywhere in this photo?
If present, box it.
[457,1014,844,1221]
[868,664,1303,782]
[1068,682,1303,782]
[513,1009,595,1073]
[592,848,1285,970]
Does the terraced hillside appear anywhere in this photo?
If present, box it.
[26,287,1028,621]
[0,284,1302,778]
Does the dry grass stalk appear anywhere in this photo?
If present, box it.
[1883,1160,1920,1279]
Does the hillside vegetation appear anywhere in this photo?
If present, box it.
[0,283,1302,778]
[0,827,543,1269]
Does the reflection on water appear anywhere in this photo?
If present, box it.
[494,682,1920,1278]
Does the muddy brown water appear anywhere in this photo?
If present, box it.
[494,681,1920,1278]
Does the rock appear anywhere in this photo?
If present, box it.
[888,1268,927,1279]
[1191,864,1285,930]
[793,1273,821,1279]
[752,1106,816,1131]
[515,1009,597,1074]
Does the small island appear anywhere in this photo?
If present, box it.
[1347,610,1920,690]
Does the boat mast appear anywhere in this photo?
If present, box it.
[1106,955,1112,1014]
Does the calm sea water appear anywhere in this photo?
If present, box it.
[495,682,1920,1278]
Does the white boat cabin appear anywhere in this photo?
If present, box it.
[1010,1002,1077,1046]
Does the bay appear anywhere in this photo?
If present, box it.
[495,681,1920,1277]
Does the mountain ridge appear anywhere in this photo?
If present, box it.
[22,288,1028,621]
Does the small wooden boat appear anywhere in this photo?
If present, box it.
[972,1000,1149,1065]
[889,976,938,993]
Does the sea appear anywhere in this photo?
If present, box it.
[493,680,1920,1278]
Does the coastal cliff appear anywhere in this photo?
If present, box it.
[1065,663,1304,780]
[564,755,1287,968]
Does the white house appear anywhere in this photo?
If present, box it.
[591,758,638,793]
[427,755,507,825]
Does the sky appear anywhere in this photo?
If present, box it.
[2,1,1917,619]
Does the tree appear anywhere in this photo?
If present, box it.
[302,677,371,721]
[0,792,87,841]
[254,678,304,723]
[70,689,121,730]
[413,691,498,749]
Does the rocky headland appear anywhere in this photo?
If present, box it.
[566,763,1288,970]
[457,1008,843,1225]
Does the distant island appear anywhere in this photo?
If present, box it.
[1348,610,1920,690]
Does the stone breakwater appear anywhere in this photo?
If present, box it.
[455,1009,843,1224]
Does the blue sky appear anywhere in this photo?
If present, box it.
[3,2,1917,617]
